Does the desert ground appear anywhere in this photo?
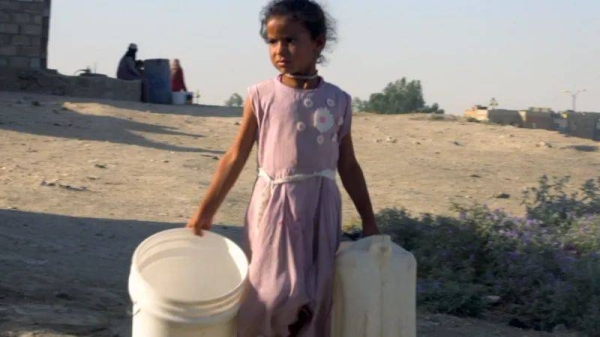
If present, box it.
[1,91,597,336]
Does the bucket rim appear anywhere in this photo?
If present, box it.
[130,228,248,306]
[129,268,247,324]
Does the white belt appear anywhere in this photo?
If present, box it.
[256,168,336,224]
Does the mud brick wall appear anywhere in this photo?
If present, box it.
[0,67,142,102]
[0,0,51,69]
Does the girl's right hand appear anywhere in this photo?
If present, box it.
[186,210,213,236]
[185,96,257,237]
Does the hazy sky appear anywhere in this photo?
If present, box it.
[49,0,599,114]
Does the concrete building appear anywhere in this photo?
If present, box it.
[465,104,600,141]
[0,0,51,69]
[563,112,600,141]
[518,107,558,131]
[463,106,523,126]
[463,105,489,122]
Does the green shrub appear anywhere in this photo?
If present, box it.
[372,176,600,334]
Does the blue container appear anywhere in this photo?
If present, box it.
[144,59,172,104]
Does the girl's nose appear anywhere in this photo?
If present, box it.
[275,41,287,56]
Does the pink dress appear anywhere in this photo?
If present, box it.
[237,76,352,337]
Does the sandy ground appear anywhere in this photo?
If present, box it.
[2,91,597,336]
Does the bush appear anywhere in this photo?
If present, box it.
[353,77,444,114]
[373,176,600,334]
[522,175,600,227]
[225,93,243,107]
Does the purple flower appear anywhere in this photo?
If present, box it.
[507,252,520,260]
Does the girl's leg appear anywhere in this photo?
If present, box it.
[288,306,312,337]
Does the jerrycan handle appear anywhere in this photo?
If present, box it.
[369,235,393,262]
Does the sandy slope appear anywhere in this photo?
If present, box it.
[2,91,595,336]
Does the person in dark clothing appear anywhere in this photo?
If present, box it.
[117,43,148,102]
[117,43,142,80]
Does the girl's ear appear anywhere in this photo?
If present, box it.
[314,33,326,53]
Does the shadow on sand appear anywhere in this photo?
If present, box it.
[562,144,599,152]
[0,101,226,154]
[0,209,243,336]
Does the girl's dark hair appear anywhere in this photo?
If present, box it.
[259,0,337,63]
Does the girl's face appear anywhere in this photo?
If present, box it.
[266,16,324,75]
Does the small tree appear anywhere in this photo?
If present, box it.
[225,93,243,107]
[357,77,443,114]
[352,97,366,112]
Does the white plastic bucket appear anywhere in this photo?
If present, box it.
[128,228,248,337]
[172,91,189,105]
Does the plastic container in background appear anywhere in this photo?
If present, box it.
[331,235,417,337]
[172,91,190,105]
[128,228,248,337]
[143,59,172,104]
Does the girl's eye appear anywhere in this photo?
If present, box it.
[267,39,277,45]
[285,38,295,44]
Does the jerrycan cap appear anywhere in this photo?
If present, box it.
[368,235,393,260]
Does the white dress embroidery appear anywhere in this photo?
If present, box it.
[316,135,325,145]
[313,107,334,133]
[327,98,335,107]
[303,98,314,108]
[296,121,306,132]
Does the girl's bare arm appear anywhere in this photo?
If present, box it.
[187,98,258,235]
[338,132,380,236]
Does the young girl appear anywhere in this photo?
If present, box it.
[186,0,379,336]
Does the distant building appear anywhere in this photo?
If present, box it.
[464,104,600,141]
[463,106,523,126]
[562,111,600,141]
[518,107,558,131]
[463,105,489,121]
